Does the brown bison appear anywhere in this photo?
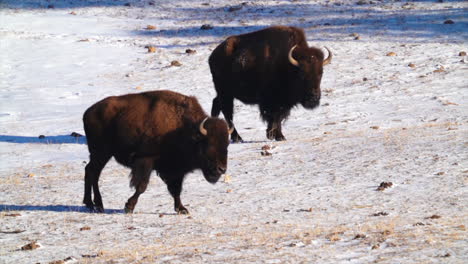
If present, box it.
[82,90,231,214]
[209,26,332,142]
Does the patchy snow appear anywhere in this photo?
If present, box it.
[0,0,467,263]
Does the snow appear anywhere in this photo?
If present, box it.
[0,0,467,263]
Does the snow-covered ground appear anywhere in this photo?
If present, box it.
[0,0,467,263]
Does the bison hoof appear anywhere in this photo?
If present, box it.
[275,135,286,141]
[94,206,105,213]
[124,206,134,214]
[176,207,189,215]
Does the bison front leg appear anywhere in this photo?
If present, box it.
[164,174,189,214]
[124,158,152,214]
[264,111,286,141]
[219,96,243,143]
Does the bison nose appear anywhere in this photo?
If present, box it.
[217,166,227,175]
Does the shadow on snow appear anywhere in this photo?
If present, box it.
[0,135,87,145]
[0,204,123,214]
[132,2,467,43]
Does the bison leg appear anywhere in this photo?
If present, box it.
[163,174,189,214]
[219,97,243,143]
[264,111,286,141]
[266,121,286,141]
[211,96,222,117]
[83,153,111,212]
[124,158,153,214]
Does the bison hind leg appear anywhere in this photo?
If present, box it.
[125,158,153,213]
[83,153,111,213]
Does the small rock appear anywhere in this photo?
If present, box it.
[377,181,393,191]
[354,36,361,40]
[38,135,46,139]
[146,25,156,30]
[135,86,142,90]
[200,24,213,30]
[69,11,77,15]
[370,126,379,130]
[47,4,54,9]
[372,211,389,216]
[323,131,332,135]
[185,49,197,54]
[288,242,305,247]
[357,0,368,5]
[261,145,271,151]
[435,172,445,175]
[363,77,368,81]
[170,60,182,67]
[261,150,272,156]
[354,234,366,239]
[159,214,164,218]
[426,214,441,219]
[78,39,90,42]
[438,253,451,258]
[444,20,454,24]
[124,3,131,7]
[227,5,243,12]
[223,174,231,183]
[408,63,416,68]
[459,51,467,56]
[80,226,91,231]
[226,189,232,193]
[147,46,156,53]
[5,213,21,217]
[414,222,426,226]
[371,244,380,250]
[70,132,83,137]
[27,173,35,178]
[386,52,397,56]
[21,241,41,250]
[350,33,359,37]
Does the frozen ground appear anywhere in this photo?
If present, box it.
[0,0,467,263]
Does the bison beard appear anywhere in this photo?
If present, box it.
[209,26,332,142]
[82,90,230,214]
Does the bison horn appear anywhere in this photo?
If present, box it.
[228,125,234,135]
[323,47,332,66]
[199,117,208,136]
[288,45,300,67]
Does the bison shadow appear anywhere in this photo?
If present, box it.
[0,204,123,214]
[0,135,87,145]
[132,2,467,43]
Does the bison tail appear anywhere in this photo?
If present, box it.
[129,170,137,189]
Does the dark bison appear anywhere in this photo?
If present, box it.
[82,90,231,214]
[209,26,332,142]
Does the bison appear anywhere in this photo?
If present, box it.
[209,26,332,142]
[82,90,231,214]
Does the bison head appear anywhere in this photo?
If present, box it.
[196,117,231,183]
[288,45,332,109]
